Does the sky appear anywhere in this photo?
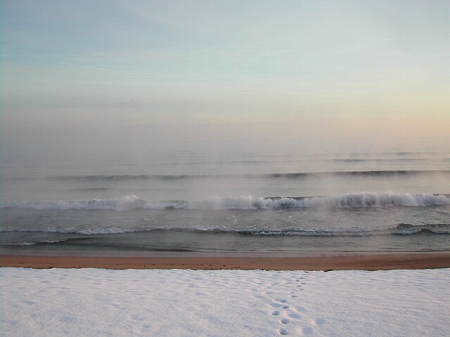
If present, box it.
[2,0,449,156]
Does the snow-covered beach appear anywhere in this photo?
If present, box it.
[2,267,449,336]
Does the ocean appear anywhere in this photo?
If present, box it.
[1,142,449,256]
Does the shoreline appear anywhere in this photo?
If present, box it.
[2,252,450,270]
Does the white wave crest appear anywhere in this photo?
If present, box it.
[1,193,449,211]
[306,192,450,208]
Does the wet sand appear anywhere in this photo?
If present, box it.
[2,252,450,270]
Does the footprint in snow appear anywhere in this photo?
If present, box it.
[280,318,290,325]
[278,328,289,335]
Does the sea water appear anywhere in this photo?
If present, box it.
[1,139,449,255]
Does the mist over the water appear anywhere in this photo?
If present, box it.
[2,119,450,202]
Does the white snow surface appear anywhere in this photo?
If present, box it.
[1,268,449,336]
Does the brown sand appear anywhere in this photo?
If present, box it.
[2,253,450,270]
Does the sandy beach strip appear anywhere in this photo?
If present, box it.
[2,252,450,270]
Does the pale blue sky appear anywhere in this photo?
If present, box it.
[2,0,449,146]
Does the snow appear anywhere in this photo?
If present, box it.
[1,268,449,336]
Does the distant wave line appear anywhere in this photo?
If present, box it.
[33,169,450,181]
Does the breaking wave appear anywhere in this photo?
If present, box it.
[238,223,450,236]
[2,223,450,246]
[1,192,449,211]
